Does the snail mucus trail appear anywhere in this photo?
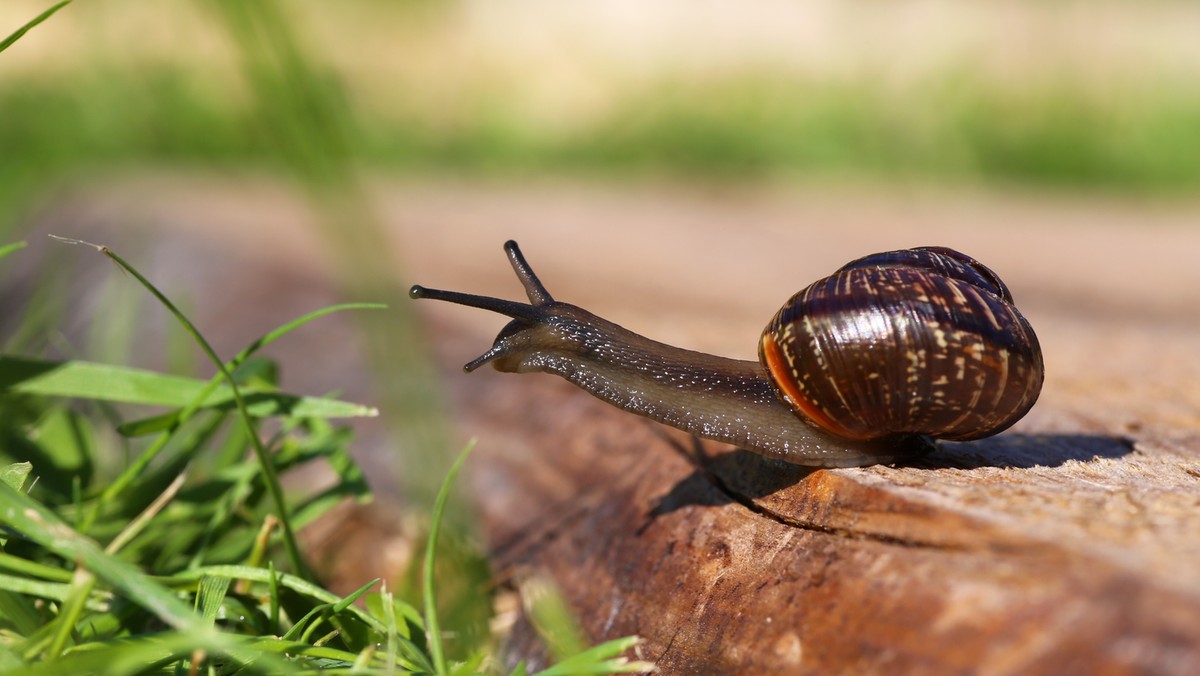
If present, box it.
[409,241,1043,468]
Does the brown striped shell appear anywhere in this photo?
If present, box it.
[759,247,1044,442]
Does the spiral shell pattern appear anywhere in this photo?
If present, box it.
[759,247,1043,442]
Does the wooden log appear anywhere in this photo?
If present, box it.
[457,369,1200,674]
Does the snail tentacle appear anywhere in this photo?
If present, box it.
[503,239,554,305]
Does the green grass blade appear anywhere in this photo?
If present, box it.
[449,652,487,675]
[1,462,33,492]
[281,600,327,643]
[366,590,432,671]
[0,356,377,420]
[534,636,654,676]
[18,633,296,676]
[267,562,281,634]
[196,575,232,625]
[0,241,27,258]
[0,1,71,55]
[521,581,653,675]
[381,584,400,675]
[333,578,379,612]
[44,568,93,660]
[424,440,476,675]
[0,482,201,631]
[0,552,72,583]
[229,635,366,666]
[0,587,44,638]
[164,564,387,634]
[0,573,107,611]
[524,578,587,661]
[227,302,387,365]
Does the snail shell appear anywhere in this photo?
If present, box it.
[760,247,1043,442]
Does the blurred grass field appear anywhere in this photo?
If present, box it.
[3,0,1200,238]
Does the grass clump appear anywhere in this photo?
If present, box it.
[0,8,651,673]
[0,239,652,674]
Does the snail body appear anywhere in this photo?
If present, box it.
[410,241,1043,467]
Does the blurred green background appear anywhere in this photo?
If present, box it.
[4,0,1200,227]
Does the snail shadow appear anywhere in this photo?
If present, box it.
[908,432,1136,471]
[642,431,1136,525]
[641,435,820,527]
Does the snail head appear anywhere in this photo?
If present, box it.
[410,240,592,374]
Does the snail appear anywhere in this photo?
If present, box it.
[409,241,1043,467]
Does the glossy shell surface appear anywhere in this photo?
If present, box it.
[759,247,1044,442]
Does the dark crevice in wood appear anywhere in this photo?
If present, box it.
[657,626,684,666]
